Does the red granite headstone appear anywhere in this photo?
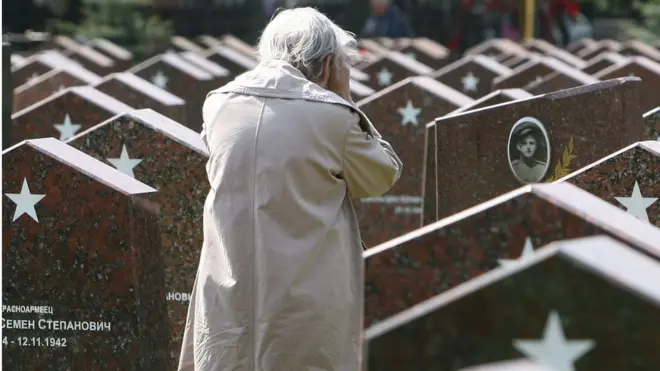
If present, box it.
[360,51,434,91]
[594,56,660,112]
[644,106,659,141]
[558,141,659,227]
[464,38,528,61]
[66,108,209,365]
[365,183,660,329]
[87,38,134,71]
[396,37,450,69]
[432,55,513,99]
[523,64,600,95]
[577,39,622,61]
[10,86,134,145]
[93,72,187,124]
[580,52,629,76]
[356,76,473,247]
[493,57,578,90]
[617,40,660,62]
[128,52,215,132]
[565,38,599,55]
[12,64,102,112]
[2,138,171,370]
[62,44,116,75]
[169,36,207,55]
[447,89,533,116]
[202,45,258,76]
[425,78,646,222]
[365,235,660,370]
[10,50,81,88]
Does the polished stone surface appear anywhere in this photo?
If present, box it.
[365,235,660,371]
[2,138,171,370]
[365,183,660,329]
[67,109,209,365]
[425,77,646,222]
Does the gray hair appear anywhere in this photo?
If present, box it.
[257,7,359,81]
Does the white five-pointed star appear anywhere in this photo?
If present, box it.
[406,52,417,60]
[615,181,658,223]
[461,71,480,92]
[107,145,143,178]
[498,237,535,267]
[151,70,169,89]
[397,100,422,126]
[5,178,46,223]
[377,67,393,87]
[53,114,82,141]
[513,311,595,371]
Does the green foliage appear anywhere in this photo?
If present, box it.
[624,0,660,43]
[51,0,172,60]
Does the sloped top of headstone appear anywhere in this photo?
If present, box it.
[558,141,660,182]
[11,50,80,73]
[357,75,473,108]
[644,106,660,120]
[432,54,512,78]
[77,108,208,156]
[12,64,101,94]
[366,234,660,340]
[584,51,629,66]
[3,137,156,195]
[460,359,555,371]
[219,33,257,58]
[546,47,587,68]
[620,40,660,61]
[132,52,213,80]
[208,45,258,69]
[197,34,221,47]
[90,38,133,60]
[171,35,206,54]
[10,54,26,66]
[521,38,559,54]
[101,72,186,105]
[349,67,369,81]
[179,51,230,77]
[496,56,597,86]
[53,35,81,51]
[382,51,434,74]
[399,37,449,59]
[66,44,115,68]
[349,79,375,97]
[11,85,134,119]
[565,38,598,54]
[373,182,660,258]
[359,39,390,55]
[446,89,534,116]
[594,55,660,78]
[464,38,527,57]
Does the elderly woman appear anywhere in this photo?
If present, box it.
[178,7,402,371]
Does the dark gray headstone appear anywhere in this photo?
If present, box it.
[3,42,13,150]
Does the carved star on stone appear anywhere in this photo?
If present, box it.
[106,145,143,179]
[461,71,480,92]
[53,114,82,141]
[377,67,393,87]
[498,237,535,267]
[615,181,658,223]
[397,100,421,126]
[5,178,46,223]
[513,310,595,371]
[151,70,169,89]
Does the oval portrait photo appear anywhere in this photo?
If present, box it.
[507,117,551,184]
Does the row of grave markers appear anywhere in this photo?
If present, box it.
[4,32,660,370]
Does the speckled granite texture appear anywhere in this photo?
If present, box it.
[2,140,171,370]
[365,183,660,329]
[425,78,646,222]
[643,107,659,141]
[12,70,87,113]
[365,236,660,371]
[561,141,659,228]
[356,79,469,247]
[67,110,209,366]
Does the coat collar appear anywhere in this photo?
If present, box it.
[210,60,352,106]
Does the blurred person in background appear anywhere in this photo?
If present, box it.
[361,0,416,38]
[178,7,402,371]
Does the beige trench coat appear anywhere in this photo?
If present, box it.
[178,60,402,371]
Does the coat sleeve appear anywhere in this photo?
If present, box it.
[342,111,402,199]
